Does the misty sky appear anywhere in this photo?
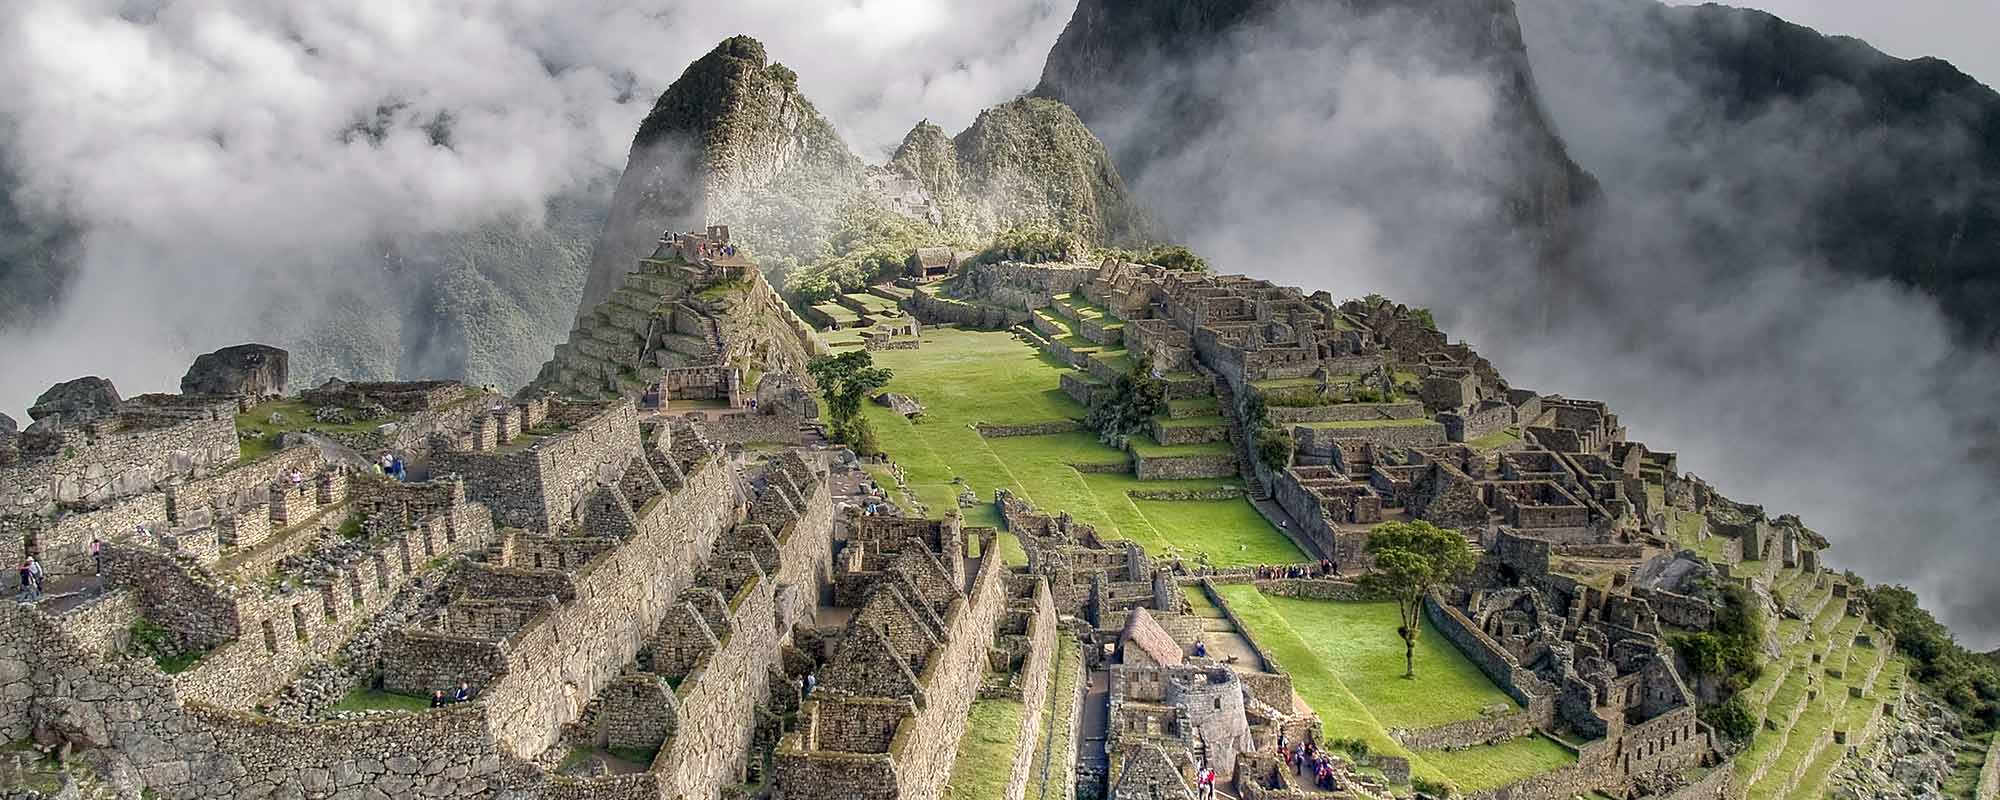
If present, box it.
[1667,0,1999,88]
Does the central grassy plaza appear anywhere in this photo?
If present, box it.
[856,327,1304,567]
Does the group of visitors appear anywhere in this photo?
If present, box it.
[1278,732,1346,792]
[696,242,739,260]
[1249,559,1340,580]
[1193,764,1218,798]
[374,452,407,481]
[15,556,44,600]
[427,682,477,708]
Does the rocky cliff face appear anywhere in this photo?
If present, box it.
[1517,0,2000,345]
[1034,0,1598,264]
[581,36,863,313]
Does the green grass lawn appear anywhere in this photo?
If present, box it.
[945,698,1027,800]
[330,687,433,714]
[1419,735,1578,792]
[1215,585,1532,789]
[1467,426,1523,451]
[860,328,1301,566]
[235,400,389,463]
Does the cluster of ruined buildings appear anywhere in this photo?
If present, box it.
[0,230,1067,800]
[896,255,1873,800]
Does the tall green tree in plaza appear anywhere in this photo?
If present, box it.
[1362,520,1476,679]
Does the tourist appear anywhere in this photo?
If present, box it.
[390,454,406,481]
[379,453,395,475]
[15,559,29,598]
[1193,640,1207,658]
[454,682,474,702]
[1197,765,1215,798]
[289,469,304,486]
[802,672,816,698]
[88,538,103,575]
[430,690,447,709]
[25,556,44,600]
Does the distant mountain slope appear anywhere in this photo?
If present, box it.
[1517,0,2000,344]
[1033,0,1599,264]
[582,36,1148,314]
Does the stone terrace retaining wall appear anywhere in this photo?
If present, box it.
[909,287,1027,330]
[1132,451,1238,480]
[1268,402,1424,424]
[23,493,169,576]
[1391,711,1536,751]
[977,421,1086,438]
[1291,421,1445,455]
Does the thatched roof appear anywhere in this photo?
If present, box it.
[1119,607,1184,667]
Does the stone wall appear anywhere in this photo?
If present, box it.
[168,445,324,527]
[657,574,777,795]
[432,400,642,532]
[23,493,169,576]
[1423,597,1555,717]
[0,415,238,514]
[474,458,737,757]
[1291,421,1445,455]
[1002,580,1060,800]
[977,421,1087,438]
[700,412,805,446]
[908,287,1027,330]
[1267,402,1424,424]
[1131,451,1237,481]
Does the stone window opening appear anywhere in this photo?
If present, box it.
[260,619,278,653]
[291,604,308,642]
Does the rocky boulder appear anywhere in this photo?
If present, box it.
[27,376,120,424]
[872,392,924,418]
[754,373,817,419]
[0,412,15,435]
[181,343,289,398]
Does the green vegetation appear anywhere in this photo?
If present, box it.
[1241,392,1293,472]
[807,351,893,453]
[970,223,1084,266]
[781,201,941,303]
[1467,426,1523,451]
[1025,639,1080,795]
[1216,585,1524,788]
[234,399,387,464]
[1094,242,1210,272]
[329,687,432,714]
[1668,583,1764,713]
[1361,521,1477,678]
[128,618,203,674]
[1865,584,2000,730]
[944,698,1027,800]
[858,328,1300,566]
[1085,355,1166,446]
[1417,735,1576,792]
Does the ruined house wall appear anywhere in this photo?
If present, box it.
[21,493,169,576]
[1003,579,1061,800]
[0,416,238,514]
[658,575,778,796]
[1423,597,1556,724]
[433,400,643,533]
[479,458,737,757]
[888,547,1009,800]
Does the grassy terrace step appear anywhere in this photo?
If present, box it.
[844,292,901,313]
[813,302,862,325]
[1419,736,1579,795]
[944,698,1027,800]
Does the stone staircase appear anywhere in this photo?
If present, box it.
[540,265,730,401]
[1213,377,1269,501]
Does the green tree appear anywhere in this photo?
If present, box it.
[1086,355,1166,446]
[1361,521,1476,678]
[806,352,892,445]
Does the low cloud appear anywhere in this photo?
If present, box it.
[0,0,1076,414]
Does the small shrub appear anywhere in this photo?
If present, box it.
[1411,777,1452,797]
[1701,694,1757,742]
[1254,425,1293,472]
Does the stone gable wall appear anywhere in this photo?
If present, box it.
[478,458,736,757]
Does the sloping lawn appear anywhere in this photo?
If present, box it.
[860,328,1301,566]
[1419,735,1577,792]
[1215,585,1541,789]
[944,698,1027,800]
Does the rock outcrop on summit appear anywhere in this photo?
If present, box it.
[582,37,1148,314]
